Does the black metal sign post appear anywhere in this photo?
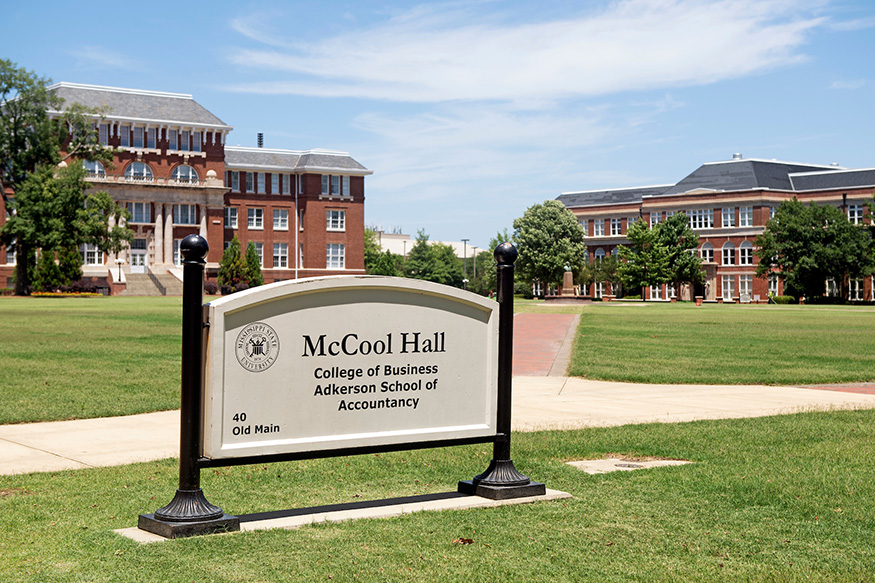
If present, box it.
[138,235,240,538]
[458,243,546,499]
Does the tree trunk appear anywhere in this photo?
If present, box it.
[14,243,30,296]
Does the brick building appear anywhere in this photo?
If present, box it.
[558,155,875,302]
[0,83,371,293]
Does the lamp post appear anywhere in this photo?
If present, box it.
[461,238,469,284]
[115,258,124,280]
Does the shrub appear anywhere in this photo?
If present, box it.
[234,282,250,293]
[203,281,218,295]
[773,295,795,304]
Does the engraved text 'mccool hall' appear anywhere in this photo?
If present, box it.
[301,332,446,357]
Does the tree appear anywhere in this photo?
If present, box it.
[244,241,264,288]
[656,212,704,296]
[617,218,669,299]
[756,198,873,300]
[217,235,245,292]
[0,60,126,295]
[512,200,586,287]
[404,229,463,287]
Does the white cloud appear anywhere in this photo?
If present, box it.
[225,0,824,104]
[829,79,866,89]
[69,46,138,70]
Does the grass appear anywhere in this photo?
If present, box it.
[570,302,875,385]
[3,410,875,581]
[0,297,183,424]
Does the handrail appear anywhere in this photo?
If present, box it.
[147,268,167,296]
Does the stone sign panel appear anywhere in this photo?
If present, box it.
[202,277,499,460]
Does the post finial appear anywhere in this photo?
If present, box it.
[181,234,209,262]
[494,242,518,265]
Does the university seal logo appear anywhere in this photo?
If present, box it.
[235,322,280,372]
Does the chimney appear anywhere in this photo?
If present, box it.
[732,153,743,160]
[257,133,264,148]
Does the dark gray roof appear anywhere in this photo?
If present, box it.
[48,82,231,129]
[225,147,371,175]
[790,168,875,191]
[659,159,841,195]
[557,185,671,208]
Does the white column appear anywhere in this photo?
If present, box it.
[154,204,164,264]
[199,205,208,239]
[165,206,174,266]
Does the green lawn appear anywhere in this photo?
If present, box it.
[570,302,875,385]
[3,410,875,582]
[3,297,875,424]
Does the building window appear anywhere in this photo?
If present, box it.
[192,132,201,152]
[322,175,344,195]
[739,241,754,265]
[224,207,238,229]
[173,240,182,266]
[848,204,863,225]
[282,174,291,195]
[173,204,197,225]
[273,209,288,230]
[248,208,263,229]
[610,218,622,236]
[650,212,661,227]
[739,275,752,298]
[650,285,663,300]
[81,243,103,266]
[119,125,130,148]
[273,243,288,268]
[82,160,105,178]
[180,130,190,152]
[257,172,266,194]
[688,208,714,230]
[850,278,863,301]
[245,172,253,193]
[594,248,605,262]
[127,202,151,224]
[722,242,735,266]
[343,175,350,196]
[740,206,753,227]
[579,218,588,234]
[125,162,153,182]
[133,127,144,148]
[722,207,735,228]
[147,128,157,149]
[6,240,16,265]
[769,206,777,220]
[172,165,199,184]
[321,174,329,195]
[271,173,279,194]
[327,243,345,268]
[722,275,735,301]
[326,210,346,231]
[594,220,604,237]
[594,281,604,298]
[769,273,779,295]
[168,129,178,151]
[231,171,239,192]
[98,124,109,145]
[826,278,839,297]
[331,175,340,195]
[700,243,714,263]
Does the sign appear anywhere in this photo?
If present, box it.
[202,276,499,460]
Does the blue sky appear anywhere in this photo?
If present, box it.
[4,0,875,249]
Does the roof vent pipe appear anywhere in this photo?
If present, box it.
[732,153,743,160]
[830,162,840,167]
[257,133,264,148]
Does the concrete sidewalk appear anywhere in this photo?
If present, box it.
[5,312,875,476]
[4,378,875,476]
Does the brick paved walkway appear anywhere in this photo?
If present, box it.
[803,384,875,395]
[512,313,578,376]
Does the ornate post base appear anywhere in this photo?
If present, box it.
[138,488,240,539]
[458,459,546,500]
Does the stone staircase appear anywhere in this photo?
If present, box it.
[123,271,184,296]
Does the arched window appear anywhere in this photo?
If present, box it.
[611,247,619,257]
[722,242,735,266]
[125,162,153,182]
[172,164,199,184]
[700,242,714,263]
[82,160,105,177]
[739,241,754,265]
[594,248,605,262]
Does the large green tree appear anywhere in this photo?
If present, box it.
[617,218,670,299]
[656,212,705,295]
[217,235,245,291]
[244,241,264,288]
[512,200,586,287]
[404,229,463,287]
[755,198,873,301]
[0,60,128,295]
